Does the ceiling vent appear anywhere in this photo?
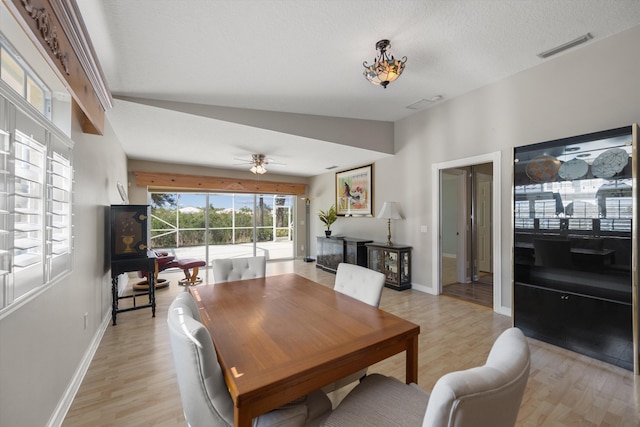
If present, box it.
[405,95,444,110]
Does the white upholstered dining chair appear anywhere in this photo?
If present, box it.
[211,256,266,283]
[333,262,386,307]
[322,263,386,393]
[167,292,332,427]
[322,327,531,427]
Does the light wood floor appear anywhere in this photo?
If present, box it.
[63,260,640,426]
[441,255,493,307]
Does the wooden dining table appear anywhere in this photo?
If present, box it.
[189,273,420,427]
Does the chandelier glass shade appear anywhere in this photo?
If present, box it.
[363,39,407,89]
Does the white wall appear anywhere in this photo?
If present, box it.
[308,24,640,313]
[0,114,128,427]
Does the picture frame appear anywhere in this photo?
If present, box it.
[335,164,373,216]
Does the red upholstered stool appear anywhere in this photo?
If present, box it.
[177,259,206,286]
[133,251,178,291]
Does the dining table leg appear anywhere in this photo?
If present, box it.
[235,406,251,427]
[406,335,419,384]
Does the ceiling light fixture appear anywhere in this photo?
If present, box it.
[250,154,267,175]
[363,39,407,89]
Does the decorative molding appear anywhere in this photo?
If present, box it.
[4,0,112,135]
[20,0,70,74]
[133,171,307,195]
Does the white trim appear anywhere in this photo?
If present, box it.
[46,310,112,427]
[431,151,508,315]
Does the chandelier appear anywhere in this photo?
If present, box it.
[363,39,407,89]
[250,154,267,175]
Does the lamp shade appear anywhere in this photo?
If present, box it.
[376,202,403,220]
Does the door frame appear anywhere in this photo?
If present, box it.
[431,151,505,314]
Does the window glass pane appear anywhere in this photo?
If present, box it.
[150,192,178,249]
[208,194,233,248]
[1,47,24,94]
[175,193,206,261]
[26,75,45,113]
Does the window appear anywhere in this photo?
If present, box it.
[150,192,294,264]
[0,93,74,312]
[0,36,51,118]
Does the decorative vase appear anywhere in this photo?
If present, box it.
[325,230,332,237]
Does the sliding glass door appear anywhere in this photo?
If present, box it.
[150,192,294,266]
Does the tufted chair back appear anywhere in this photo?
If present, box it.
[167,292,235,427]
[321,263,386,394]
[334,263,385,307]
[211,256,266,284]
[323,328,531,427]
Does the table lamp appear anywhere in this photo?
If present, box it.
[376,202,403,246]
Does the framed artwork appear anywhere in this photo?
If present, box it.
[335,164,373,216]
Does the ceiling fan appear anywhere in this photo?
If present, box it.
[233,154,284,175]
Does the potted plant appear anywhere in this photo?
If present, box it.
[318,204,337,237]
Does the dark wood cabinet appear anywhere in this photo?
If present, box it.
[109,204,150,260]
[107,205,155,325]
[513,125,637,371]
[366,243,411,290]
[316,236,344,273]
[514,282,632,370]
[316,236,372,273]
[344,238,373,267]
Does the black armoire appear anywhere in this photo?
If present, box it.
[513,125,638,372]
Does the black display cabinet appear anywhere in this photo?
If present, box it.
[107,205,155,325]
[513,125,638,372]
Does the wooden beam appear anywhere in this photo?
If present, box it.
[133,171,307,195]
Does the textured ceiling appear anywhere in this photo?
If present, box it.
[75,0,640,177]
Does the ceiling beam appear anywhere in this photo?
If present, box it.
[133,171,307,195]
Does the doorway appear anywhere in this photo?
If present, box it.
[431,152,503,313]
[440,164,493,307]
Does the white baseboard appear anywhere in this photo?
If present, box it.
[411,282,436,295]
[47,310,112,427]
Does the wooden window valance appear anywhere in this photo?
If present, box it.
[133,171,307,195]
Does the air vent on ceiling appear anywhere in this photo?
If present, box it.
[405,95,444,110]
[537,33,593,59]
[325,165,339,170]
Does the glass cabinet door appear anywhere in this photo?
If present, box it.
[384,250,398,284]
[368,246,381,272]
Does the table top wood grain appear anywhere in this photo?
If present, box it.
[190,273,420,427]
